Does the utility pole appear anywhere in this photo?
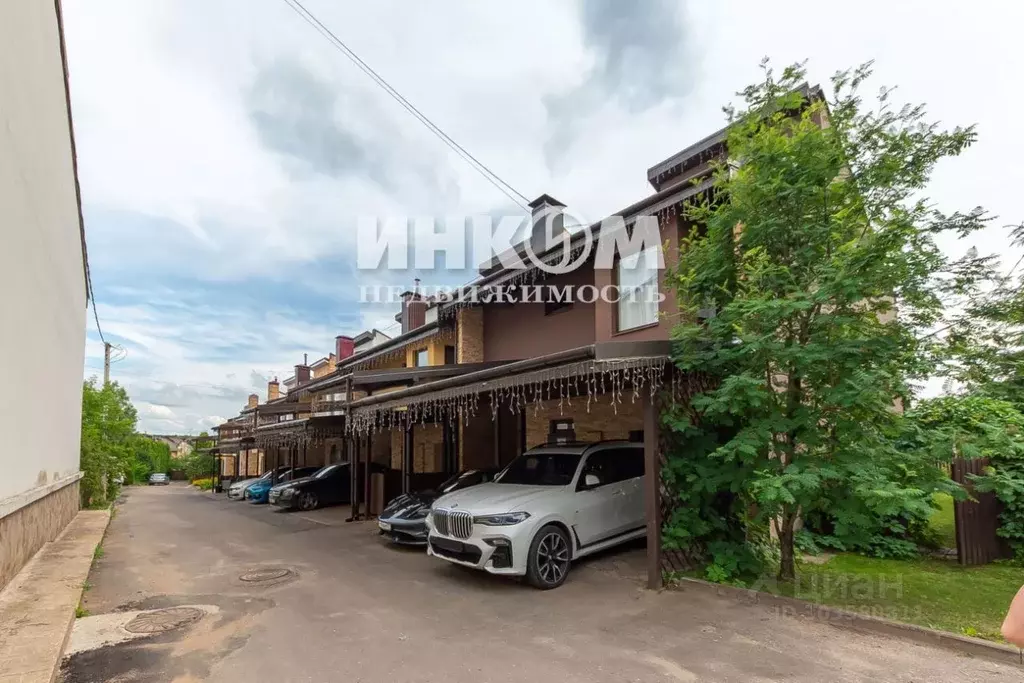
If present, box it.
[103,342,111,385]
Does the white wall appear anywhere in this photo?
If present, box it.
[0,0,86,504]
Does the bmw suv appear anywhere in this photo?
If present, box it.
[426,441,645,589]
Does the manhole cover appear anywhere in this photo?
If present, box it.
[239,567,294,583]
[124,607,203,634]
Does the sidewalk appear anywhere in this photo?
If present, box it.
[0,510,111,683]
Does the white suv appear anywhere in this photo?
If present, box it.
[426,441,645,589]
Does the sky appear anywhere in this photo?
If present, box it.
[61,0,1024,434]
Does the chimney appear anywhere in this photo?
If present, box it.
[294,363,311,385]
[527,194,566,259]
[401,279,426,334]
[268,377,280,401]
[336,335,355,361]
[247,393,259,409]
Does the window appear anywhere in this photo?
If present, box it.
[314,464,343,479]
[496,452,582,486]
[578,447,644,489]
[414,348,429,367]
[444,345,456,365]
[617,246,660,331]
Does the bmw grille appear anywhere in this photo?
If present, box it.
[432,509,472,539]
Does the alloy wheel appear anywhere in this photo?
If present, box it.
[536,531,570,585]
[299,492,317,511]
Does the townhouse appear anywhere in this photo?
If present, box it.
[334,126,736,587]
[206,91,831,586]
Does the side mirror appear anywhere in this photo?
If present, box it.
[584,473,601,488]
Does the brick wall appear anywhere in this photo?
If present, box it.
[525,396,643,447]
[0,479,80,590]
[390,428,403,470]
[239,449,262,476]
[370,432,391,465]
[457,307,484,363]
[459,413,494,470]
[383,424,447,472]
[413,424,444,472]
[323,438,345,464]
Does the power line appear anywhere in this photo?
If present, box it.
[279,0,531,211]
[85,257,107,345]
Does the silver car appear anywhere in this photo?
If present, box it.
[148,473,170,486]
[426,441,645,589]
[227,467,290,500]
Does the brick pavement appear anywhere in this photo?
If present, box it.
[0,510,110,683]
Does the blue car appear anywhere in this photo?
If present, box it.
[247,466,320,504]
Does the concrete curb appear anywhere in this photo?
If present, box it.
[0,508,112,683]
[672,577,1023,667]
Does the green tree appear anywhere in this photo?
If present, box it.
[946,225,1024,411]
[80,378,138,506]
[182,431,216,480]
[128,436,172,483]
[666,61,992,580]
[909,395,1024,560]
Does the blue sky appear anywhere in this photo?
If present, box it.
[62,0,1024,433]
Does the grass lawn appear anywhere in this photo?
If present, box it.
[764,553,1020,641]
[929,491,957,549]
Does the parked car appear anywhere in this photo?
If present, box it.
[426,441,645,589]
[227,466,289,500]
[246,466,320,504]
[378,469,496,545]
[270,462,389,511]
[148,473,170,486]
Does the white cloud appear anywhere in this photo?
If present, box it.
[65,0,1024,430]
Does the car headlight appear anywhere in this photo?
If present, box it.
[473,511,531,526]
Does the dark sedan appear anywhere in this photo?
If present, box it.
[271,462,389,511]
[378,469,494,545]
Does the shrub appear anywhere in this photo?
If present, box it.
[192,478,214,491]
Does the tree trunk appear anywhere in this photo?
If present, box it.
[777,510,797,581]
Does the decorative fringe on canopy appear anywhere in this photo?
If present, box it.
[347,355,678,436]
[253,418,347,448]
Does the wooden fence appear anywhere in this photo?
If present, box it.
[951,457,1010,566]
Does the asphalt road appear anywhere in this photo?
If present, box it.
[61,483,1020,682]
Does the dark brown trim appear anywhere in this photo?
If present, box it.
[53,0,90,304]
[403,424,414,494]
[346,341,672,413]
[256,401,307,416]
[350,435,360,520]
[363,432,372,517]
[643,391,662,590]
[612,321,660,337]
[351,361,512,389]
